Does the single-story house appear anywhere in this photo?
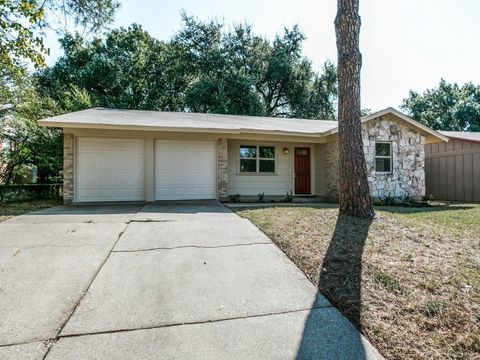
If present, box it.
[38,107,448,204]
[425,131,480,202]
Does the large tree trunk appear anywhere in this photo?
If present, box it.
[335,0,374,218]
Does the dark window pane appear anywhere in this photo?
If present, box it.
[375,143,391,156]
[240,145,256,158]
[259,146,275,159]
[240,159,257,172]
[259,160,275,172]
[375,158,391,172]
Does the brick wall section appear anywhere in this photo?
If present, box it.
[217,138,228,199]
[63,133,74,204]
[325,139,339,201]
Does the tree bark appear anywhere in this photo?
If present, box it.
[335,0,374,218]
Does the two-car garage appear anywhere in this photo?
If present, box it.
[75,137,217,202]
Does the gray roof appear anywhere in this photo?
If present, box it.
[439,131,480,143]
[38,108,339,136]
[37,107,448,143]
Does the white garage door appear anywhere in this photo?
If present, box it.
[155,140,216,200]
[76,137,146,202]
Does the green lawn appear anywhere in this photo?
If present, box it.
[234,203,480,360]
[0,199,61,222]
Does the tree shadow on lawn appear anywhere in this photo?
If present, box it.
[297,214,374,359]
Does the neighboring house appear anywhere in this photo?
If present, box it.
[38,107,447,204]
[425,131,480,202]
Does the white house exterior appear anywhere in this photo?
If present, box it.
[38,107,448,204]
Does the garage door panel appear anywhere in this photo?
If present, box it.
[187,143,215,152]
[76,138,146,202]
[76,189,95,201]
[171,143,187,152]
[155,140,216,200]
[155,187,171,197]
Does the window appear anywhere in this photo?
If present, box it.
[375,142,391,172]
[240,145,275,173]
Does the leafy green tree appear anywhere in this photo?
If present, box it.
[0,75,91,184]
[0,0,119,74]
[174,14,337,118]
[38,15,338,119]
[37,25,190,111]
[402,79,480,131]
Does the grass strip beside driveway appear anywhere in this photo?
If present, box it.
[234,203,480,360]
[0,199,61,222]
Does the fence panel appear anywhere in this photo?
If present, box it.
[425,139,480,202]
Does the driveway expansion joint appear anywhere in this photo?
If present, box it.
[55,304,333,341]
[127,219,177,223]
[0,339,49,348]
[111,242,273,253]
[40,205,144,359]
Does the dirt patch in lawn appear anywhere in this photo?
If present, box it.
[0,199,61,222]
[235,204,480,360]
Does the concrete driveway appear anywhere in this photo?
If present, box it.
[0,201,381,359]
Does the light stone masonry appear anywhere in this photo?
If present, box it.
[324,115,425,200]
[217,138,228,199]
[63,133,74,204]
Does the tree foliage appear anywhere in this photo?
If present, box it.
[0,74,91,184]
[37,14,338,119]
[1,0,118,183]
[0,0,119,74]
[402,79,480,132]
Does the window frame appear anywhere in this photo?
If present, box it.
[374,141,392,173]
[239,144,276,174]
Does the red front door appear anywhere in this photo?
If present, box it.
[294,147,311,194]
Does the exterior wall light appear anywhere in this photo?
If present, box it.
[283,147,289,155]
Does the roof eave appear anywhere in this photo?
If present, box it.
[37,120,328,138]
[322,107,449,143]
[441,135,480,144]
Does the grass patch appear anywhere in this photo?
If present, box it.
[422,300,446,318]
[235,203,480,360]
[373,271,402,293]
[0,199,61,222]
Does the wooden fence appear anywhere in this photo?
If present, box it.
[425,139,480,202]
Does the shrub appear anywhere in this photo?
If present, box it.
[423,194,434,201]
[283,191,293,203]
[400,195,415,206]
[382,193,395,206]
[228,194,241,203]
[257,192,264,202]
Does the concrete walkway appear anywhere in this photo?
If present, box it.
[0,201,382,359]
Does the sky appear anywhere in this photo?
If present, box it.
[43,0,480,112]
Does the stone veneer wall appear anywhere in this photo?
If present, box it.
[63,133,74,204]
[324,115,426,200]
[217,138,228,199]
[363,116,425,199]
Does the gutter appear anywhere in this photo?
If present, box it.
[37,121,330,138]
